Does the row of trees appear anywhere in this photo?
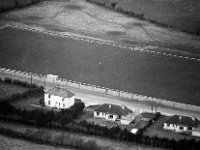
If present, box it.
[0,0,42,13]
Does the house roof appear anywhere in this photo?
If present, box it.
[45,86,75,98]
[95,103,132,116]
[141,112,155,119]
[165,115,199,128]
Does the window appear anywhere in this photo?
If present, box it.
[48,101,50,105]
[63,103,65,108]
[179,126,183,130]
[62,98,65,101]
[96,112,99,115]
[109,115,113,119]
[118,115,121,119]
[48,95,51,99]
[188,127,192,130]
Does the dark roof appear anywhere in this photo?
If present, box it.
[141,112,155,119]
[95,103,132,116]
[46,87,75,98]
[165,115,199,128]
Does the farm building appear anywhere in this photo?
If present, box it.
[94,103,134,125]
[163,115,199,134]
[44,86,75,109]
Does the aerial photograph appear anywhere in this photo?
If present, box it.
[0,0,200,149]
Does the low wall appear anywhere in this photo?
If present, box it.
[1,67,200,113]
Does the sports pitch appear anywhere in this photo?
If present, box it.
[0,27,200,105]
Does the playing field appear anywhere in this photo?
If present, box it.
[0,27,200,105]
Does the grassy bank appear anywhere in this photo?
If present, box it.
[0,0,42,13]
[86,0,200,35]
[0,126,105,150]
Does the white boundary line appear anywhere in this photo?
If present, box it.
[2,24,200,63]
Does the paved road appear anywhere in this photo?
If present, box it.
[44,82,200,119]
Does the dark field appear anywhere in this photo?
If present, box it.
[87,0,200,34]
[0,28,200,105]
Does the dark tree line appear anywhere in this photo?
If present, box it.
[85,0,200,35]
[0,0,42,13]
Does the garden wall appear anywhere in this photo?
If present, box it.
[1,67,200,113]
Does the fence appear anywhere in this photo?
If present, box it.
[1,67,200,112]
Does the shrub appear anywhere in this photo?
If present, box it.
[4,77,12,83]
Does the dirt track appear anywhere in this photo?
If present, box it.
[0,0,200,56]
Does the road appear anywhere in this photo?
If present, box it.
[45,82,200,119]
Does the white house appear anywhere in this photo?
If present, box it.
[44,86,75,109]
[94,103,134,125]
[163,115,199,134]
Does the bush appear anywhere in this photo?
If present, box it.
[0,0,42,13]
[4,77,12,83]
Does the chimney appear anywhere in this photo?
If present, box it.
[109,105,111,108]
[179,116,182,120]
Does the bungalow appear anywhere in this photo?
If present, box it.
[163,115,199,134]
[44,86,75,109]
[94,103,134,125]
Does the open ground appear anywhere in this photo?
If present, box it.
[0,121,164,150]
[0,134,72,150]
[0,0,200,56]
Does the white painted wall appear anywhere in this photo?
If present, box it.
[192,131,200,137]
[94,111,119,121]
[163,123,193,133]
[121,119,131,125]
[44,93,75,109]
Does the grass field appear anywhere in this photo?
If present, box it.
[87,0,200,34]
[1,0,200,56]
[0,134,72,150]
[1,27,200,106]
[0,121,164,150]
[0,82,27,99]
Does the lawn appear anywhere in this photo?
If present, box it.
[0,82,28,100]
[1,27,200,106]
[10,96,43,111]
[144,115,200,141]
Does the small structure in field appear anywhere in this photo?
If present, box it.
[46,74,58,83]
[44,86,75,109]
[163,115,199,134]
[93,103,134,125]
